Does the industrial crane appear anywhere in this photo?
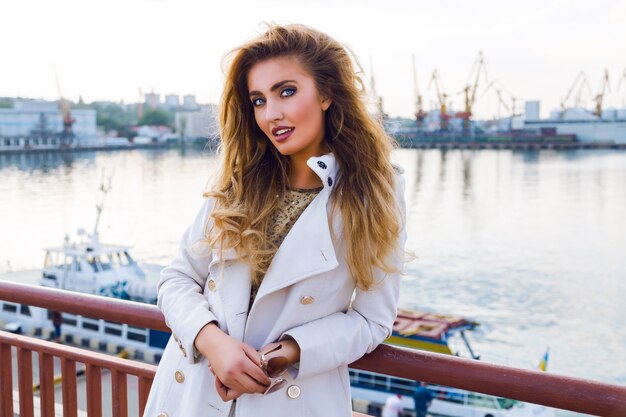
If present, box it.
[54,67,75,146]
[369,57,386,122]
[457,51,488,135]
[560,71,593,118]
[412,54,427,131]
[593,69,611,117]
[427,69,450,131]
[481,79,520,119]
[618,68,626,107]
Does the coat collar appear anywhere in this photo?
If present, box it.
[305,152,339,195]
[209,152,340,265]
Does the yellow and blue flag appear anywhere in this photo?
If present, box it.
[538,348,550,372]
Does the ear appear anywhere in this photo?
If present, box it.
[321,96,332,111]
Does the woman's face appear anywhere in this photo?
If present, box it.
[247,56,331,160]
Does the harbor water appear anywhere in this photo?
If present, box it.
[1,147,625,413]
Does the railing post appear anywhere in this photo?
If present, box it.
[111,369,128,417]
[0,342,14,417]
[86,364,102,417]
[38,351,56,417]
[138,375,153,416]
[17,347,35,417]
[61,357,78,417]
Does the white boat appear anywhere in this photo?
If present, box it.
[0,172,167,360]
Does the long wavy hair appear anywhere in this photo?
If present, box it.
[205,23,402,290]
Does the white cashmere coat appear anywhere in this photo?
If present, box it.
[142,153,406,417]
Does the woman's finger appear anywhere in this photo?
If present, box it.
[237,372,270,394]
[224,388,243,401]
[242,343,264,367]
[215,377,229,402]
[242,344,271,385]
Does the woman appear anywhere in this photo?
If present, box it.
[143,24,407,417]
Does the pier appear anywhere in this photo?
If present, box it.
[396,139,626,151]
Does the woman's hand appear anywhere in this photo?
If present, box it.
[259,339,301,366]
[195,323,270,401]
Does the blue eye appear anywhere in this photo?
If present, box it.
[281,87,296,97]
[251,97,265,107]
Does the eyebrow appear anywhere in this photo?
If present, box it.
[249,80,298,97]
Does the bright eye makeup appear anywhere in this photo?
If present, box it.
[250,86,297,107]
[251,97,265,107]
[280,87,296,97]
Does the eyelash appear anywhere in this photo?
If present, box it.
[251,87,296,107]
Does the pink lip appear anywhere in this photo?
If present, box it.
[272,126,295,142]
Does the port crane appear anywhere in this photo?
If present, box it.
[54,67,75,147]
[427,70,450,131]
[592,69,611,117]
[412,54,427,131]
[618,68,626,107]
[369,57,386,122]
[560,71,593,118]
[481,79,520,119]
[456,51,488,135]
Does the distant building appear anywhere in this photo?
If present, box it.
[144,93,161,110]
[0,99,96,138]
[182,95,199,110]
[164,95,180,109]
[175,104,219,140]
[523,101,626,143]
[525,101,540,120]
[136,125,176,142]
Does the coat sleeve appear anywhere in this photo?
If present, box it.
[157,198,218,365]
[280,173,407,380]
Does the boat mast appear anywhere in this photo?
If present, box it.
[93,169,113,242]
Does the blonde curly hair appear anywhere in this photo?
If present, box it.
[205,24,402,290]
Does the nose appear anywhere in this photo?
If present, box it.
[264,99,283,122]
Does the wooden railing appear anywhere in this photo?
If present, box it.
[1,331,155,417]
[1,281,626,417]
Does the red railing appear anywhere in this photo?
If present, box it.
[1,332,155,417]
[1,281,625,417]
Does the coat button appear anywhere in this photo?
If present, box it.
[300,296,315,305]
[317,161,327,169]
[207,279,216,291]
[158,413,168,417]
[174,371,185,383]
[327,177,333,187]
[287,385,301,399]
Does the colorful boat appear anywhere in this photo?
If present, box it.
[350,310,555,417]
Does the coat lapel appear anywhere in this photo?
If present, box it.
[209,153,341,342]
[252,153,340,303]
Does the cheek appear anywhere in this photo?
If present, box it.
[291,96,321,127]
[253,109,270,133]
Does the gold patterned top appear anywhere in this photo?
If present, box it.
[249,186,323,309]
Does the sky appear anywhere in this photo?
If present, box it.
[1,0,625,119]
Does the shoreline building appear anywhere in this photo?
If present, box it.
[523,101,626,144]
[0,99,97,138]
[0,99,96,149]
[174,104,219,143]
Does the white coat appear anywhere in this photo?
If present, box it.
[142,153,406,417]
